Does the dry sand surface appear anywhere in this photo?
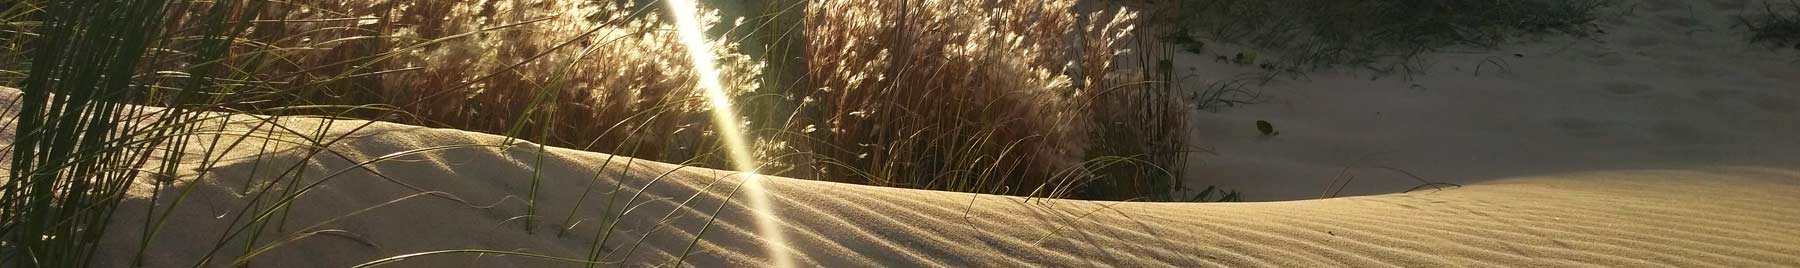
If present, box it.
[1183,0,1800,200]
[0,86,1793,267]
[5,0,1800,266]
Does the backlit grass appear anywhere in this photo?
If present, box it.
[1,0,1229,266]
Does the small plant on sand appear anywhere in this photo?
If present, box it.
[1739,0,1800,50]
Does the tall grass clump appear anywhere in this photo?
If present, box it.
[89,0,1212,201]
[140,0,769,263]
[765,0,1179,199]
[0,0,197,266]
[0,0,750,266]
[0,0,1234,266]
[1075,0,1230,201]
[146,0,762,164]
[1164,0,1611,75]
[7,6,1214,264]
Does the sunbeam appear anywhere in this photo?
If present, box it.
[664,0,792,267]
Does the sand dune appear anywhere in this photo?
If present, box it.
[19,105,1783,267]
[7,0,1799,266]
[1182,0,1800,200]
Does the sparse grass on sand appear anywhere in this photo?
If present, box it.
[1161,0,1612,77]
[1739,0,1800,50]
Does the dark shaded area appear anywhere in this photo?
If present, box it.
[1739,0,1800,50]
[1161,0,1611,75]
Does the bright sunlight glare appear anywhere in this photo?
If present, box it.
[664,1,792,267]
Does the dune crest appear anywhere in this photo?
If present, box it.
[17,98,1783,266]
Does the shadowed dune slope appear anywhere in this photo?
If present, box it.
[9,93,1783,267]
[1180,0,1800,200]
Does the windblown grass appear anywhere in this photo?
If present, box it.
[1,0,208,265]
[779,0,1118,197]
[733,0,1213,201]
[159,0,759,162]
[3,0,1228,266]
[0,0,737,266]
[87,0,1204,201]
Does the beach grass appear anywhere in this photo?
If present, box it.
[0,0,1234,266]
[0,0,179,265]
[14,0,1212,201]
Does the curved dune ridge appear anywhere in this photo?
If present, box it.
[0,88,1783,267]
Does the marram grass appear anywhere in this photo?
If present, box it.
[1,0,1222,267]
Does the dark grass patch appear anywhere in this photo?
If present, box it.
[1738,0,1800,50]
[1162,0,1613,77]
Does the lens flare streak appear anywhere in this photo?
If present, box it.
[664,0,792,267]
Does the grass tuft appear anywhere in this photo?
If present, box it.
[2,0,189,266]
[1740,0,1800,50]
